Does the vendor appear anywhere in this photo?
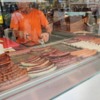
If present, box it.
[10,2,52,44]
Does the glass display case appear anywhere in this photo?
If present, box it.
[0,39,100,100]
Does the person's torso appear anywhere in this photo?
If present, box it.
[15,9,42,34]
[14,9,42,43]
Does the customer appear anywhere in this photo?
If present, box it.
[10,2,52,44]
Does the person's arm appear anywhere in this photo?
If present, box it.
[39,10,52,42]
[45,23,52,35]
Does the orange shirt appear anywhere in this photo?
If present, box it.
[10,8,49,44]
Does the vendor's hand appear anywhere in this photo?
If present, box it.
[41,32,50,42]
[19,31,24,39]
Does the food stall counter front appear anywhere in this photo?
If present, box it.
[52,73,100,100]
[0,40,100,100]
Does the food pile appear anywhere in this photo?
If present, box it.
[20,55,57,77]
[0,53,29,91]
[64,36,100,52]
[32,47,79,67]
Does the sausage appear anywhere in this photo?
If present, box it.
[0,74,29,87]
[0,63,17,74]
[0,62,28,82]
[56,57,77,67]
[0,56,10,62]
[41,49,57,57]
[0,53,7,59]
[29,66,57,77]
[0,54,10,62]
[0,75,29,91]
[21,58,47,67]
[21,62,38,67]
[82,50,97,58]
[0,62,14,70]
[34,60,51,68]
[71,49,97,58]
[91,38,100,44]
[27,60,51,71]
[1,66,21,78]
[8,69,27,80]
[28,64,55,73]
[24,56,39,62]
[50,55,73,63]
[71,49,88,56]
[8,47,33,56]
[22,56,37,61]
[1,71,28,84]
[21,57,41,65]
[7,69,27,81]
[0,60,11,66]
[49,51,70,58]
[0,61,10,68]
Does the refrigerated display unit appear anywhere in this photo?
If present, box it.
[0,35,100,100]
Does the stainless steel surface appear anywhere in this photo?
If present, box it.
[53,73,100,100]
